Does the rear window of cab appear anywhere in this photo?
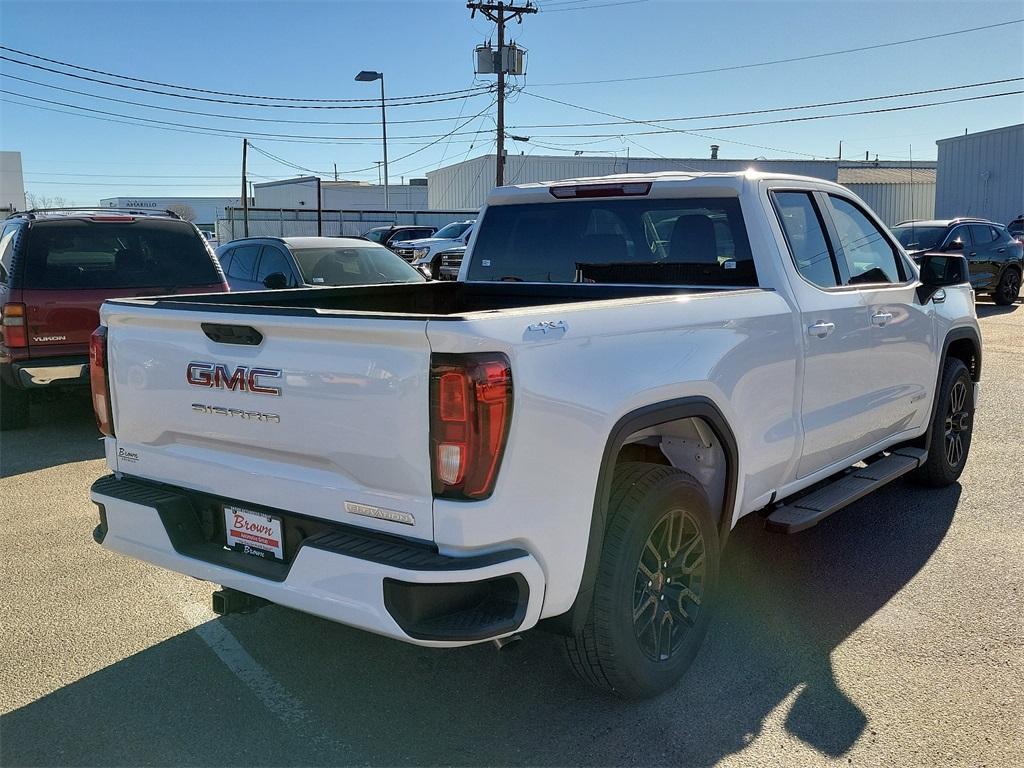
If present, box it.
[23,219,221,289]
[466,197,756,286]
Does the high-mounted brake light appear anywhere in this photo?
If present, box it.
[89,215,134,222]
[89,326,114,437]
[430,353,513,500]
[1,303,28,348]
[549,182,652,199]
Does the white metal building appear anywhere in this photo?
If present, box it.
[838,167,936,225]
[935,124,1024,225]
[99,196,241,228]
[0,151,26,212]
[254,177,428,212]
[426,154,936,223]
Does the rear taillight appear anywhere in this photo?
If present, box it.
[89,326,114,437]
[430,353,512,500]
[1,303,28,348]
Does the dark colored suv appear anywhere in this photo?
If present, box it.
[891,218,1023,305]
[0,209,229,429]
[361,225,437,251]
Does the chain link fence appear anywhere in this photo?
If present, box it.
[216,208,472,243]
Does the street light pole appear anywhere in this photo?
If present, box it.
[356,70,389,212]
[379,74,389,212]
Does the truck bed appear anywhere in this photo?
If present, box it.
[109,280,722,318]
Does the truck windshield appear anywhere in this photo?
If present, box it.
[891,226,947,252]
[466,197,756,285]
[24,219,221,289]
[434,222,472,239]
[290,245,425,285]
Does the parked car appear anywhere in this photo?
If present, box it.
[215,237,425,291]
[1008,215,1024,240]
[0,208,228,430]
[891,218,1023,305]
[391,220,476,278]
[361,225,437,251]
[90,172,980,698]
[437,245,466,280]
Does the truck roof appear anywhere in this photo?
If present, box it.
[486,170,848,205]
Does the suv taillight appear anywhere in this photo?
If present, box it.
[89,326,114,437]
[430,353,512,500]
[1,303,28,348]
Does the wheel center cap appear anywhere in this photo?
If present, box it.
[652,572,666,592]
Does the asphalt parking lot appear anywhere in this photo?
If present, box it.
[1,302,1021,768]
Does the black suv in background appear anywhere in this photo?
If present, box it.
[891,218,1023,305]
[361,225,436,251]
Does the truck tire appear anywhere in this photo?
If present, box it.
[564,461,720,698]
[993,267,1021,306]
[0,378,29,431]
[913,357,974,487]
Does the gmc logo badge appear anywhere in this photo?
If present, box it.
[186,362,282,396]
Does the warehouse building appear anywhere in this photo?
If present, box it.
[426,154,936,224]
[253,176,428,211]
[934,124,1023,225]
[0,151,26,212]
[99,196,241,229]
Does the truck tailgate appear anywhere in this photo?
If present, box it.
[103,303,434,541]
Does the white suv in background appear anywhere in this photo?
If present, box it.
[392,220,475,278]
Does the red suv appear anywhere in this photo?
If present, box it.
[0,209,229,429]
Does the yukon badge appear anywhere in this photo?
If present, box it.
[186,361,282,396]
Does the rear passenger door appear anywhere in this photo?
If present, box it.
[821,193,934,457]
[967,224,1000,290]
[772,190,874,478]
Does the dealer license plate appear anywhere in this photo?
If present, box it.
[223,505,284,561]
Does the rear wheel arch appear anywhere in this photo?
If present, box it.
[552,396,739,635]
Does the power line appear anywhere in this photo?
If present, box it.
[0,54,492,109]
[0,88,493,142]
[517,89,1024,141]
[542,0,650,12]
[0,44,491,104]
[529,18,1024,86]
[515,77,1024,128]
[0,72,490,126]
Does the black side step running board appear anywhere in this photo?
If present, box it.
[765,448,928,534]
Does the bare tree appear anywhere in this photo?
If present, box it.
[24,192,69,210]
[166,203,197,222]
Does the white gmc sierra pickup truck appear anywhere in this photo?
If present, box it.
[90,172,981,698]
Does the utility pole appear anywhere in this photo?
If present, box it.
[467,1,537,187]
[240,138,249,238]
[333,163,338,182]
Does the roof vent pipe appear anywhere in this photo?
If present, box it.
[710,145,719,160]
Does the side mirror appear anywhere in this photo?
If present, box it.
[944,239,964,252]
[263,272,289,290]
[917,252,969,303]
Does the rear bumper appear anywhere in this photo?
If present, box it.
[90,475,544,646]
[3,355,89,389]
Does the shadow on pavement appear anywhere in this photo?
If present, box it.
[0,480,960,767]
[0,391,103,478]
[975,301,1019,317]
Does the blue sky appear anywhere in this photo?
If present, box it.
[1,0,1022,204]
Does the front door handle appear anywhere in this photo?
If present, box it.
[871,311,894,327]
[997,248,1006,253]
[807,321,835,338]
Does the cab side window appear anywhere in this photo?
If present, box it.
[773,192,839,288]
[827,195,903,285]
